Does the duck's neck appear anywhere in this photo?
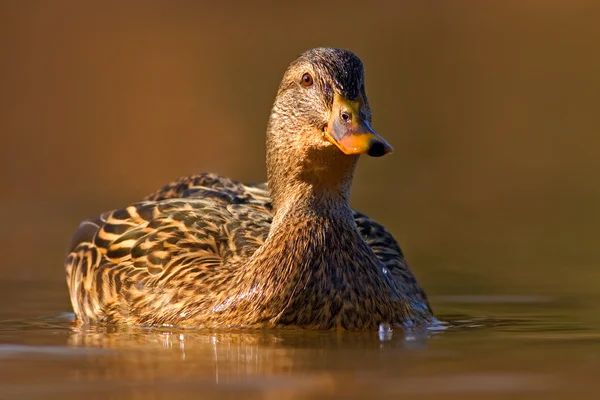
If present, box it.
[265,142,360,234]
[265,98,360,215]
[248,193,365,281]
[268,186,357,242]
[269,179,354,225]
[250,155,367,279]
[259,105,368,277]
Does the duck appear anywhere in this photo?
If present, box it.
[65,48,433,330]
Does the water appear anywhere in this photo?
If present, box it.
[1,281,598,399]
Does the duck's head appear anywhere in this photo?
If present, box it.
[266,48,392,212]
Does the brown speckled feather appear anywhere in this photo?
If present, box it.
[66,173,430,327]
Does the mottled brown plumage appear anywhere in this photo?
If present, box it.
[65,48,433,329]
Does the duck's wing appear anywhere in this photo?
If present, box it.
[65,174,272,325]
[144,173,271,205]
[353,211,431,311]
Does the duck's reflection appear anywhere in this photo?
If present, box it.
[67,324,431,386]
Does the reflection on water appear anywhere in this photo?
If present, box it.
[1,281,599,399]
[66,322,432,383]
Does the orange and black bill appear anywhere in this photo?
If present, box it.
[324,94,393,157]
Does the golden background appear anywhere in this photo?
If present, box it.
[1,0,598,297]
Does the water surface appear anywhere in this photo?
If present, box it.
[1,281,598,399]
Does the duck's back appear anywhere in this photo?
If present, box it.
[66,174,273,325]
[66,173,429,326]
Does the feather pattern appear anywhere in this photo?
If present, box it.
[65,48,433,329]
[66,173,431,328]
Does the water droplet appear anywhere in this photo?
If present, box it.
[378,322,393,341]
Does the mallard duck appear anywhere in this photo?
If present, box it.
[65,48,432,330]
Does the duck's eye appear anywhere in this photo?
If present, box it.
[301,73,313,87]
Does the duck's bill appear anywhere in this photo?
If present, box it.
[324,94,393,157]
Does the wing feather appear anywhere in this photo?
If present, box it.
[65,172,426,323]
[65,173,272,323]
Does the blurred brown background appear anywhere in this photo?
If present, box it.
[1,1,598,297]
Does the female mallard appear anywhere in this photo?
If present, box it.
[66,48,432,330]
